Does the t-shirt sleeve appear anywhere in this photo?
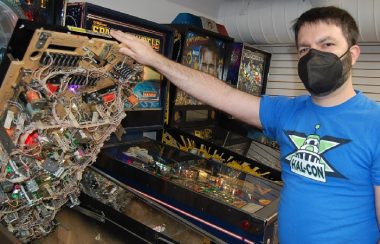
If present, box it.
[369,103,380,185]
[371,140,380,185]
[259,95,291,141]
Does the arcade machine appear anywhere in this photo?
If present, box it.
[223,42,281,171]
[63,5,224,242]
[162,20,281,181]
[0,2,280,243]
[16,0,67,26]
[65,4,281,243]
[96,137,280,244]
[0,0,66,67]
[166,23,233,141]
[65,2,172,132]
[0,3,214,242]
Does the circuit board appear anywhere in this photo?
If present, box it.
[0,21,146,242]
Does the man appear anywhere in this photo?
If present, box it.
[111,6,380,243]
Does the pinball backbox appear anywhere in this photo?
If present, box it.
[66,2,174,130]
[226,42,271,96]
[168,24,233,133]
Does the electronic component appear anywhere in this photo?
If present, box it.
[1,180,13,193]
[25,180,39,192]
[111,60,144,81]
[43,158,63,177]
[82,85,118,104]
[0,189,8,202]
[4,212,18,224]
[0,20,148,243]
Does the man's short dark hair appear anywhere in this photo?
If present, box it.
[292,6,359,48]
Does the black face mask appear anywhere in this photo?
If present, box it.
[298,48,351,97]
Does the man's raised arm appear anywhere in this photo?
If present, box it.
[110,30,262,129]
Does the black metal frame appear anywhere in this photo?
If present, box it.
[65,2,175,132]
[167,24,234,129]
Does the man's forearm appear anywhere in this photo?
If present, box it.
[153,54,262,128]
[110,30,262,128]
[154,55,232,107]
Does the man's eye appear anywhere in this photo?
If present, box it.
[298,48,309,54]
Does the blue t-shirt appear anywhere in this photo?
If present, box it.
[260,91,380,244]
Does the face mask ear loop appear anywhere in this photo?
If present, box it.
[339,47,351,59]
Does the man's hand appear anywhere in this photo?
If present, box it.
[110,30,159,66]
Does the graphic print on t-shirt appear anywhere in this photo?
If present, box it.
[283,125,349,182]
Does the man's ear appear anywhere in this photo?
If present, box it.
[350,44,360,65]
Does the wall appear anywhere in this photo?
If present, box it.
[68,0,224,24]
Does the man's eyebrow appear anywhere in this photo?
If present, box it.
[297,36,336,48]
[317,36,336,44]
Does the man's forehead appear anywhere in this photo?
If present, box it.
[298,21,343,34]
[297,22,343,43]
